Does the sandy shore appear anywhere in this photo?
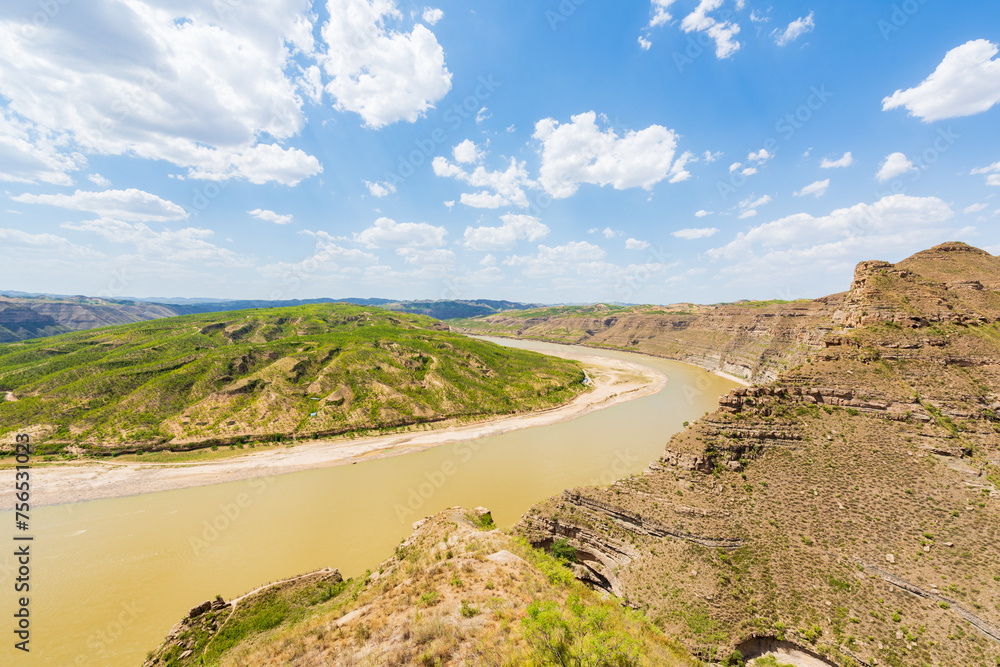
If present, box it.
[2,347,666,509]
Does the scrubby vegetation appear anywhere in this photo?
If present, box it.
[145,510,698,667]
[0,304,588,457]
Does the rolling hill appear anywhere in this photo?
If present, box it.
[0,304,587,456]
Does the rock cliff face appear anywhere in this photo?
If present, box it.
[517,243,1000,667]
[456,299,841,384]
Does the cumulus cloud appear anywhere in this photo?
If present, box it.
[321,0,453,128]
[0,1,324,186]
[672,227,718,239]
[648,0,678,28]
[970,161,1000,186]
[695,210,713,217]
[748,148,773,163]
[12,188,187,222]
[505,241,607,279]
[87,174,112,187]
[260,230,378,283]
[679,0,742,58]
[877,152,917,182]
[603,228,623,239]
[775,12,815,46]
[462,214,550,251]
[248,209,293,225]
[432,155,534,209]
[820,152,854,169]
[533,111,685,198]
[64,218,246,265]
[422,7,444,25]
[638,36,652,51]
[794,179,830,197]
[882,40,1000,122]
[365,180,397,197]
[625,238,650,250]
[354,217,447,249]
[453,139,483,164]
[708,195,955,263]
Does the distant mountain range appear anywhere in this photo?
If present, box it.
[0,292,541,343]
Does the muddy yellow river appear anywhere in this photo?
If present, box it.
[0,340,737,665]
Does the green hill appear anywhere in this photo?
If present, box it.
[0,304,588,456]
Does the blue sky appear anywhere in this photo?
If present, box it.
[1,0,999,304]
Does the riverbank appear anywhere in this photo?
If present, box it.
[1,347,667,508]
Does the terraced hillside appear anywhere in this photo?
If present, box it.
[0,304,587,455]
[519,243,1000,666]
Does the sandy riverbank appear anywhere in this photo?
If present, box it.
[1,347,667,508]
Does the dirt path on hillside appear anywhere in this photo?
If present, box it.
[1,348,667,508]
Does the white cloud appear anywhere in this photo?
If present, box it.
[453,139,484,164]
[463,214,550,251]
[12,188,187,222]
[0,109,86,186]
[87,173,112,187]
[248,209,293,225]
[750,10,769,23]
[0,226,97,256]
[748,148,773,163]
[708,195,955,262]
[0,1,324,186]
[738,209,758,219]
[729,162,743,173]
[741,166,758,176]
[354,217,447,249]
[475,107,492,124]
[638,36,652,51]
[703,150,723,163]
[820,152,854,169]
[679,0,742,59]
[882,40,1000,122]
[964,203,988,214]
[504,241,607,279]
[321,0,453,128]
[794,179,830,197]
[740,194,772,210]
[695,210,713,217]
[365,180,397,198]
[533,111,685,198]
[65,218,246,265]
[876,152,917,182]
[422,7,444,25]
[260,231,378,282]
[672,227,719,239]
[626,238,650,250]
[775,12,815,47]
[602,228,623,239]
[970,161,1000,186]
[648,0,678,28]
[433,155,534,209]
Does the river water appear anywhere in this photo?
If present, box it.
[0,339,737,666]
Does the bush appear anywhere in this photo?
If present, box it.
[550,538,578,563]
